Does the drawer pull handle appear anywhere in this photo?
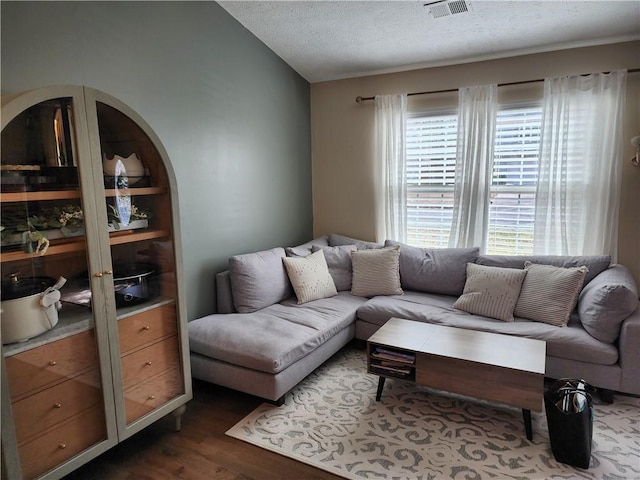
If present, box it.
[94,272,103,278]
[148,395,156,400]
[142,326,150,331]
[48,361,57,366]
[54,403,62,409]
[145,361,152,366]
[58,444,67,450]
[104,270,113,275]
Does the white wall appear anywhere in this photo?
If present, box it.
[2,1,313,318]
[311,42,640,284]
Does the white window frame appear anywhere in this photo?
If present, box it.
[405,102,542,254]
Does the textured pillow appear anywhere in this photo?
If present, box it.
[282,249,337,304]
[453,263,527,322]
[329,233,383,250]
[385,240,478,296]
[578,264,639,343]
[351,246,403,297]
[229,247,293,313]
[311,244,356,291]
[514,262,588,327]
[285,235,330,258]
[476,254,610,287]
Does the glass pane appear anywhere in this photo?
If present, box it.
[95,101,184,424]
[1,97,108,478]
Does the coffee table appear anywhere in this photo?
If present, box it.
[367,318,546,440]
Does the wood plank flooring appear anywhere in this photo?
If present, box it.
[63,379,341,480]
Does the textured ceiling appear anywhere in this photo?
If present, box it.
[218,1,640,83]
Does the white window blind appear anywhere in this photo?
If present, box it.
[488,106,541,255]
[406,113,457,248]
[405,104,542,254]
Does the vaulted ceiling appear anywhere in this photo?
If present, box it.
[219,1,640,83]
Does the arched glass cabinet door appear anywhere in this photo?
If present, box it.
[1,86,191,479]
[83,87,191,435]
[1,86,118,479]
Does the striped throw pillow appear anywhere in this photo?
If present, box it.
[351,246,403,297]
[514,262,588,327]
[282,249,337,304]
[453,263,527,322]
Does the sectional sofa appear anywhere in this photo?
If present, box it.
[188,234,640,404]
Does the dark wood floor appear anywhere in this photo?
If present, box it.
[63,380,341,480]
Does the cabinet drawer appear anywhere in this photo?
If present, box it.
[6,330,98,400]
[118,304,177,354]
[124,367,184,424]
[18,405,106,480]
[121,335,180,390]
[12,370,102,445]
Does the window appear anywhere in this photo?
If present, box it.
[406,104,542,254]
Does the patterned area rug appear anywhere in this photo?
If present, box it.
[226,348,640,480]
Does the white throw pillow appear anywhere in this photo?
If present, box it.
[350,246,403,297]
[514,262,588,327]
[282,249,337,304]
[453,263,527,322]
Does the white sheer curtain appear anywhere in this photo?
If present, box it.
[448,84,497,251]
[534,70,627,258]
[374,94,407,243]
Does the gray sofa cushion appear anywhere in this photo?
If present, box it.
[578,264,640,343]
[329,233,383,250]
[229,247,293,313]
[189,292,367,374]
[285,235,330,258]
[475,254,610,286]
[356,291,619,366]
[312,244,356,291]
[385,240,479,295]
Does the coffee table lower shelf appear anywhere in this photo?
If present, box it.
[367,318,547,441]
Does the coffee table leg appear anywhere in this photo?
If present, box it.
[376,376,386,401]
[522,409,533,440]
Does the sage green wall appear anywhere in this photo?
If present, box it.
[1,2,312,319]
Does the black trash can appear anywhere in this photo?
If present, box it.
[544,378,594,469]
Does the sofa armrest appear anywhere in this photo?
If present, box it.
[216,270,236,314]
[619,304,640,395]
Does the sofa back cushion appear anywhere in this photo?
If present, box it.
[578,264,639,343]
[285,235,330,258]
[329,233,383,250]
[475,254,610,286]
[229,247,293,313]
[311,245,356,291]
[385,240,479,296]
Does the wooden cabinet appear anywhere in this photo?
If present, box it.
[1,86,192,479]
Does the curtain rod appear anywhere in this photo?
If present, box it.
[354,68,640,103]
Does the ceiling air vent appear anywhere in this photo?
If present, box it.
[426,0,471,19]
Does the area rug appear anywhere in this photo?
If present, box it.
[226,347,640,480]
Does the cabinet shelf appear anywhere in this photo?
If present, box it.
[0,228,170,263]
[0,186,167,204]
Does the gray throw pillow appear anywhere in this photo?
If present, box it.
[329,233,383,250]
[514,262,588,327]
[453,263,527,322]
[385,240,479,296]
[285,235,330,258]
[229,247,293,313]
[311,244,356,291]
[351,246,403,297]
[578,264,639,343]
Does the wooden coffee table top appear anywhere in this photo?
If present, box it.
[368,317,546,375]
